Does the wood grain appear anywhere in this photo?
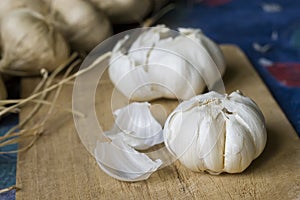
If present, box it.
[16,45,300,200]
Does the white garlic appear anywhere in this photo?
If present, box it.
[88,0,152,24]
[105,102,163,150]
[94,139,162,182]
[109,25,226,101]
[163,91,267,174]
[44,0,112,52]
[0,9,70,76]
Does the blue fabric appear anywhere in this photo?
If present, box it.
[0,114,18,200]
[160,0,300,135]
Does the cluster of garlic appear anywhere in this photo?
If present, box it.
[0,0,113,76]
[94,26,267,182]
[164,91,267,174]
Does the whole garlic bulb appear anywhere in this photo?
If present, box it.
[109,25,226,101]
[0,9,70,76]
[44,0,112,52]
[163,91,267,174]
[88,0,152,24]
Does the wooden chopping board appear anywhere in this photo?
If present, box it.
[16,45,300,200]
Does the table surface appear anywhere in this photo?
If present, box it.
[15,45,300,200]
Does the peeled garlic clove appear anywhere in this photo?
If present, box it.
[105,102,163,150]
[0,9,70,76]
[109,25,226,101]
[94,139,162,182]
[0,76,7,100]
[164,91,267,174]
[88,0,152,24]
[178,28,226,76]
[44,0,112,52]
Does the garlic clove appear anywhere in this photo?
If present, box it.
[94,139,162,182]
[225,92,267,158]
[196,113,225,174]
[105,102,164,150]
[223,115,256,173]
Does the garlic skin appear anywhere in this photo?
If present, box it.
[44,0,112,52]
[0,9,70,76]
[109,25,226,101]
[105,102,163,150]
[0,0,47,21]
[94,139,162,182]
[0,76,7,100]
[88,0,152,24]
[163,91,267,174]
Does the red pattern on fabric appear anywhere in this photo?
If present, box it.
[267,63,300,87]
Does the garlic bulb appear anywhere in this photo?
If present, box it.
[94,139,162,181]
[0,9,70,76]
[0,0,47,21]
[88,0,152,24]
[44,0,112,52]
[164,91,267,174]
[109,25,226,101]
[105,102,163,150]
[0,76,7,100]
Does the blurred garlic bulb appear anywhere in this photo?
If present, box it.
[105,102,163,150]
[94,139,162,181]
[0,76,7,100]
[89,0,152,24]
[109,25,226,101]
[0,9,70,76]
[164,91,267,174]
[45,0,112,52]
[0,0,47,21]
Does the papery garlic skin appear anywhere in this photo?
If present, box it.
[108,25,226,101]
[94,139,162,182]
[44,0,112,52]
[88,0,152,24]
[163,91,267,174]
[0,9,70,75]
[105,102,163,150]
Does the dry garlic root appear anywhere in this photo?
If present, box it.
[0,9,70,76]
[164,91,267,174]
[43,0,112,52]
[89,0,152,24]
[109,25,225,101]
[0,76,7,100]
